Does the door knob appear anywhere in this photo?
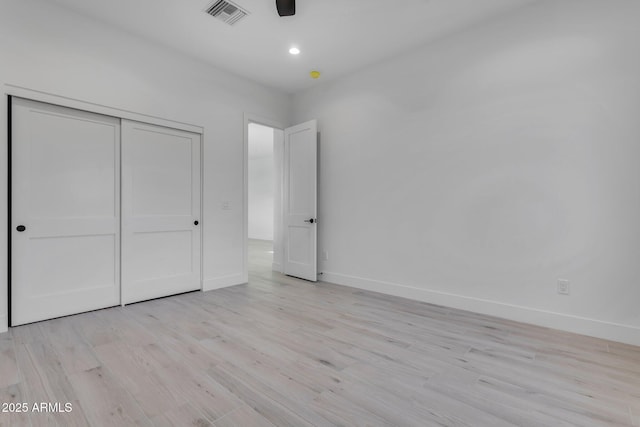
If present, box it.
[16,225,26,232]
[304,218,315,224]
[194,220,199,226]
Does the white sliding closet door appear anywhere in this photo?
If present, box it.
[11,98,121,326]
[121,120,201,304]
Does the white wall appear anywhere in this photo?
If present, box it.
[293,0,640,345]
[248,123,275,241]
[0,0,291,332]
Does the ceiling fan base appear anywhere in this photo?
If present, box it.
[276,0,295,16]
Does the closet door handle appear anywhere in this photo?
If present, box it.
[16,225,26,232]
[194,220,199,226]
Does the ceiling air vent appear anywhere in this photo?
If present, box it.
[205,0,249,25]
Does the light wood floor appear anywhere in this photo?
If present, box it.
[1,239,639,426]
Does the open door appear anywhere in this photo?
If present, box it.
[283,120,318,281]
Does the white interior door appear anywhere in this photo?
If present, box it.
[121,120,201,304]
[283,120,318,281]
[11,98,121,326]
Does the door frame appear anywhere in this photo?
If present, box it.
[4,85,203,134]
[242,113,286,282]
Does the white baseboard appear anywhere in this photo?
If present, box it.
[321,271,640,347]
[0,314,7,334]
[203,274,246,292]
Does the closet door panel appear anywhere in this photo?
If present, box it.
[121,120,201,304]
[11,98,120,326]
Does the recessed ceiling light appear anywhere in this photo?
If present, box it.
[289,47,300,55]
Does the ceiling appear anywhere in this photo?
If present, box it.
[47,0,538,93]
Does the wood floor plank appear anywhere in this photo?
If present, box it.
[0,384,31,427]
[318,376,450,426]
[12,343,58,427]
[14,340,90,427]
[462,347,632,424]
[39,317,101,376]
[630,405,639,427]
[208,359,335,427]
[306,388,394,427]
[0,348,19,389]
[0,332,16,353]
[92,339,187,418]
[476,374,631,426]
[425,369,578,427]
[151,363,243,422]
[71,311,121,348]
[150,403,214,427]
[67,367,151,427]
[10,322,46,346]
[214,405,276,427]
[206,363,316,427]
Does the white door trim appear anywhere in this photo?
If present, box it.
[243,113,286,283]
[4,84,203,134]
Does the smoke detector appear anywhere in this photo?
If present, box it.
[205,0,249,26]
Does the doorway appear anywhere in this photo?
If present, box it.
[247,122,279,277]
[243,115,318,283]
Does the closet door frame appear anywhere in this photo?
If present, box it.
[5,86,204,326]
[5,86,203,134]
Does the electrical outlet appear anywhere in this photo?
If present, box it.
[557,279,570,295]
[322,251,329,261]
